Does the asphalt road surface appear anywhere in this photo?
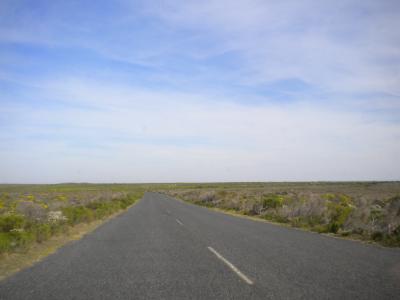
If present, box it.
[1,192,399,299]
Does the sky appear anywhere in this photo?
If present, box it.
[0,0,399,183]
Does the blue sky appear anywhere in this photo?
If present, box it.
[1,0,399,183]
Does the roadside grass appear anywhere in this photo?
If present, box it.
[160,182,400,247]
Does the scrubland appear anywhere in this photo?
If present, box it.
[0,184,144,255]
[1,181,399,257]
[161,182,400,247]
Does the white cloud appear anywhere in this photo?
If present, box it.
[1,77,399,182]
[1,1,399,182]
[147,0,400,94]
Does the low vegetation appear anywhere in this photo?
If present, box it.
[1,181,399,256]
[161,182,400,247]
[0,184,144,255]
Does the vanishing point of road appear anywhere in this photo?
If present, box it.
[1,192,399,299]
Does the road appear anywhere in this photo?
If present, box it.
[1,192,399,299]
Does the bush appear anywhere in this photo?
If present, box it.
[199,192,216,203]
[0,233,12,252]
[371,231,383,241]
[369,205,384,224]
[290,217,302,228]
[262,194,284,209]
[325,195,354,232]
[16,201,46,221]
[0,192,143,254]
[0,230,34,253]
[263,213,289,223]
[164,186,400,246]
[62,206,94,225]
[313,225,329,233]
[10,230,34,248]
[61,194,141,226]
[327,222,340,233]
[0,214,26,232]
[119,197,133,209]
[34,223,52,243]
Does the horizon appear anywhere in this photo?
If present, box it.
[1,1,400,183]
[1,180,400,185]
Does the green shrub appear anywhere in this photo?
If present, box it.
[62,206,94,225]
[369,205,384,223]
[322,193,336,201]
[393,225,400,238]
[194,199,215,207]
[290,217,302,227]
[349,228,363,235]
[305,215,324,227]
[49,222,68,235]
[340,231,351,237]
[119,197,133,209]
[262,213,274,221]
[0,192,143,254]
[0,214,26,232]
[326,194,354,232]
[116,195,139,209]
[60,194,141,226]
[217,190,228,198]
[0,232,12,252]
[34,223,52,243]
[0,230,34,253]
[371,231,383,241]
[327,222,340,233]
[313,225,329,233]
[262,194,284,209]
[261,211,289,223]
[10,230,34,248]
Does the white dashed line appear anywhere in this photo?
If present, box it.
[207,246,254,285]
[175,219,184,226]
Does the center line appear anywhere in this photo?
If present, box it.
[175,219,184,226]
[207,246,254,285]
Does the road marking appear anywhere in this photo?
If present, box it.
[207,246,254,285]
[175,219,184,226]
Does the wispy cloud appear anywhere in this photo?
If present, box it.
[0,0,399,182]
[148,0,400,94]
